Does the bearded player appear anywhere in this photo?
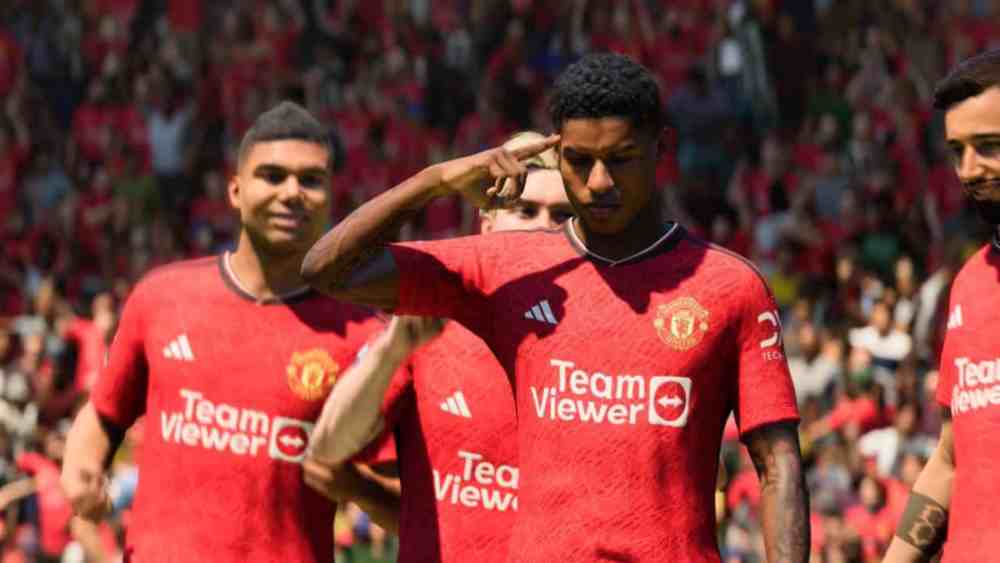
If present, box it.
[60,102,394,562]
[302,54,808,562]
[885,49,1000,562]
[304,131,572,562]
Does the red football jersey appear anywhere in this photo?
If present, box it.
[378,323,518,563]
[388,223,799,562]
[91,254,385,563]
[935,237,1000,562]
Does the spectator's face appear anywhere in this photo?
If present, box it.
[557,117,661,235]
[945,86,1000,224]
[870,303,891,332]
[229,140,330,255]
[481,169,573,233]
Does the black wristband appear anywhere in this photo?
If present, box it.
[895,491,948,555]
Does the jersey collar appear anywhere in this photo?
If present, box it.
[218,252,314,305]
[563,218,686,267]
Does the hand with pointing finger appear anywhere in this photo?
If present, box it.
[432,134,560,208]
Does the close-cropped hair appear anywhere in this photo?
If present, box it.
[237,101,331,168]
[933,48,1000,111]
[548,52,663,134]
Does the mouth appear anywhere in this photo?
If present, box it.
[269,213,308,229]
[585,204,622,221]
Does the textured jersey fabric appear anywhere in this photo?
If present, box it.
[92,255,385,562]
[378,322,517,562]
[935,239,1000,562]
[388,223,798,562]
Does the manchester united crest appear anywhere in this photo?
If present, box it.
[286,349,340,401]
[654,297,710,351]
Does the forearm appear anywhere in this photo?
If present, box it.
[63,403,116,477]
[301,166,444,295]
[747,422,809,563]
[309,336,409,464]
[61,402,122,518]
[758,450,810,562]
[885,430,954,562]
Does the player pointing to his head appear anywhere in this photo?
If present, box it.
[60,102,389,562]
[305,131,572,563]
[302,53,808,562]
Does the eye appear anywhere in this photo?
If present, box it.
[976,141,1000,159]
[516,205,539,219]
[262,171,287,185]
[299,174,325,188]
[551,210,574,224]
[606,156,634,167]
[947,145,964,167]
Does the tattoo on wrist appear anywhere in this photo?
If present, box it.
[896,491,948,554]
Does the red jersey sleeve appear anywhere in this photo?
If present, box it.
[90,283,149,429]
[15,452,43,475]
[387,237,494,336]
[733,273,799,439]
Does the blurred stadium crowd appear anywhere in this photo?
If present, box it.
[0,0,998,561]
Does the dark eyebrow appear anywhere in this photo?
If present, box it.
[562,145,640,159]
[253,164,329,177]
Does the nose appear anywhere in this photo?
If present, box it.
[277,176,304,202]
[586,160,615,194]
[957,144,985,183]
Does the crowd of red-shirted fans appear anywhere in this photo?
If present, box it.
[1,0,999,561]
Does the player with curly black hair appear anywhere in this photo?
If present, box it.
[301,53,808,562]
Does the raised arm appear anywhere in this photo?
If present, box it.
[299,136,559,309]
[744,420,810,563]
[884,417,954,562]
[61,402,126,521]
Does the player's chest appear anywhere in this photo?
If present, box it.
[498,281,741,381]
[143,306,363,418]
[412,362,517,453]
[944,286,1000,427]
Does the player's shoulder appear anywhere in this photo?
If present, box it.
[680,233,771,291]
[130,255,220,298]
[953,242,999,291]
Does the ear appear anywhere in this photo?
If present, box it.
[227,175,241,210]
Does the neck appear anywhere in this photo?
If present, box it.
[228,232,310,301]
[573,201,667,262]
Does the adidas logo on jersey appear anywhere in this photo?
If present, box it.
[524,300,558,325]
[440,391,472,418]
[947,305,963,330]
[163,334,195,361]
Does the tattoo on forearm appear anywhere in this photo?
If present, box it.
[896,492,948,554]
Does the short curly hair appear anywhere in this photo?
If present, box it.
[548,53,663,134]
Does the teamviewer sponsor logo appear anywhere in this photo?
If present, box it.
[529,359,691,427]
[648,376,691,427]
[269,417,314,463]
[433,450,518,512]
[160,388,314,463]
[951,357,1000,416]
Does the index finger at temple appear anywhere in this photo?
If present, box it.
[509,134,560,161]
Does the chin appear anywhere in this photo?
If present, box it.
[974,201,1000,226]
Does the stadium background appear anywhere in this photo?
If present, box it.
[0,0,995,561]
